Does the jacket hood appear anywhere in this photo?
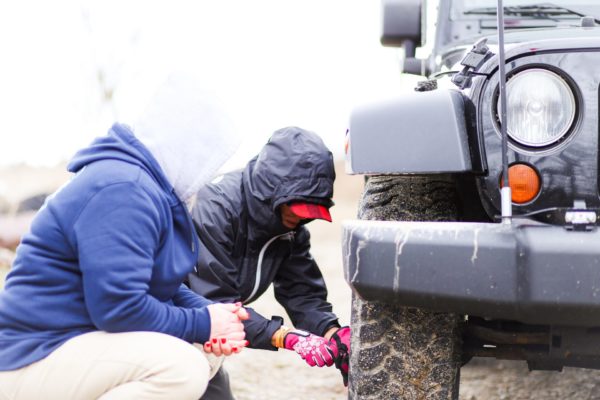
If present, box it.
[67,123,175,198]
[132,72,241,201]
[242,126,335,233]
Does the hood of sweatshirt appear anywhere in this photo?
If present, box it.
[67,123,176,198]
[131,72,241,201]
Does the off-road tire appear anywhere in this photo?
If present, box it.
[349,175,463,400]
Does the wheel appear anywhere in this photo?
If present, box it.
[349,175,463,400]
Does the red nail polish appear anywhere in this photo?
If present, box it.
[244,340,250,346]
[212,338,218,344]
[232,347,238,351]
[206,343,212,348]
[221,338,227,344]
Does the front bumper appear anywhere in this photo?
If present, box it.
[342,220,600,326]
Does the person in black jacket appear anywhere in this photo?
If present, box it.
[189,126,350,399]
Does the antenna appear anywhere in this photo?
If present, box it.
[497,0,512,224]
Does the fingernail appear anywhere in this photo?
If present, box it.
[244,340,250,346]
[221,338,227,344]
[212,338,218,344]
[232,347,238,352]
[235,301,242,307]
[206,343,212,348]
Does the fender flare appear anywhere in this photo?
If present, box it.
[346,89,473,175]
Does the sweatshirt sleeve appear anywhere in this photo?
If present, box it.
[173,284,214,309]
[73,182,211,343]
[273,228,340,336]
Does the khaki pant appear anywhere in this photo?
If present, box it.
[0,331,222,400]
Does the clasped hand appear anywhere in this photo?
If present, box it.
[204,302,249,356]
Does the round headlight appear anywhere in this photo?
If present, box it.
[497,68,576,147]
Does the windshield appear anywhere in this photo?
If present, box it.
[452,1,600,21]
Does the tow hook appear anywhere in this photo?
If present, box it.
[565,200,597,231]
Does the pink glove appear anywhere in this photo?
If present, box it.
[328,326,350,386]
[284,329,334,367]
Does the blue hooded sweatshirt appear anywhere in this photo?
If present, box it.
[0,124,213,371]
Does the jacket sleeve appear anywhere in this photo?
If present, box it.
[73,182,211,344]
[189,194,240,302]
[189,193,283,350]
[273,228,340,336]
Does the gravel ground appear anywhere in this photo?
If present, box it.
[460,359,600,400]
[3,164,600,399]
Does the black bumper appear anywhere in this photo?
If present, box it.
[342,220,600,326]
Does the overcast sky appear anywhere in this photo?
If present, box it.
[0,0,417,169]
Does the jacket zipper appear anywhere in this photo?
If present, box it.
[243,231,295,303]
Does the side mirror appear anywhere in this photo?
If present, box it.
[380,0,424,75]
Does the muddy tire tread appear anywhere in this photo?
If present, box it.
[350,175,462,400]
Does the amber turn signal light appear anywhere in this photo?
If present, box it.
[500,164,541,204]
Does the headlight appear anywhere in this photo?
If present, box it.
[497,68,576,147]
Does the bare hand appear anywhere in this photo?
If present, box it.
[205,302,249,356]
[203,337,249,356]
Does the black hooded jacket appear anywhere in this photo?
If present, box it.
[188,127,339,350]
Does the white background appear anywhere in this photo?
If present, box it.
[0,0,422,169]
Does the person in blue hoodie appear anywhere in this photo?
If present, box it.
[0,73,248,400]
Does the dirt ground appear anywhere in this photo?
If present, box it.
[2,162,600,399]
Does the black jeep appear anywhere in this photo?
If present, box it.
[343,1,600,398]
